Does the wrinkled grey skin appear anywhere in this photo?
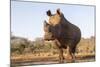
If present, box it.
[44,9,81,63]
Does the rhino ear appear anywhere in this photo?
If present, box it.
[46,10,52,16]
[56,8,61,15]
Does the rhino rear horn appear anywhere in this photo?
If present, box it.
[44,20,49,26]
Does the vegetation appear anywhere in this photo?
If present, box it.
[11,35,95,55]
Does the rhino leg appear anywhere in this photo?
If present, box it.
[58,48,64,63]
[66,45,75,63]
[54,39,64,63]
[71,53,76,62]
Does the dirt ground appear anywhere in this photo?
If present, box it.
[11,52,95,66]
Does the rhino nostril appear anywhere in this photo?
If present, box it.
[52,35,55,38]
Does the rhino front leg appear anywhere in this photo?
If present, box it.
[54,39,64,63]
[58,48,64,63]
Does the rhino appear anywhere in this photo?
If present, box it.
[44,9,81,63]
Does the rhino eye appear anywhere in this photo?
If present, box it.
[49,28,52,32]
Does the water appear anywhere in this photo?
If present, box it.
[11,57,95,66]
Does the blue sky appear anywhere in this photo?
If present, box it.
[11,1,95,40]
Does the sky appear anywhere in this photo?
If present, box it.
[11,1,95,40]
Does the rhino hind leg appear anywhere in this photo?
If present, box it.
[66,45,76,63]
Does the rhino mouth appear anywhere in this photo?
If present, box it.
[44,38,55,41]
[44,34,55,41]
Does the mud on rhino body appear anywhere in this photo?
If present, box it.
[44,9,81,63]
